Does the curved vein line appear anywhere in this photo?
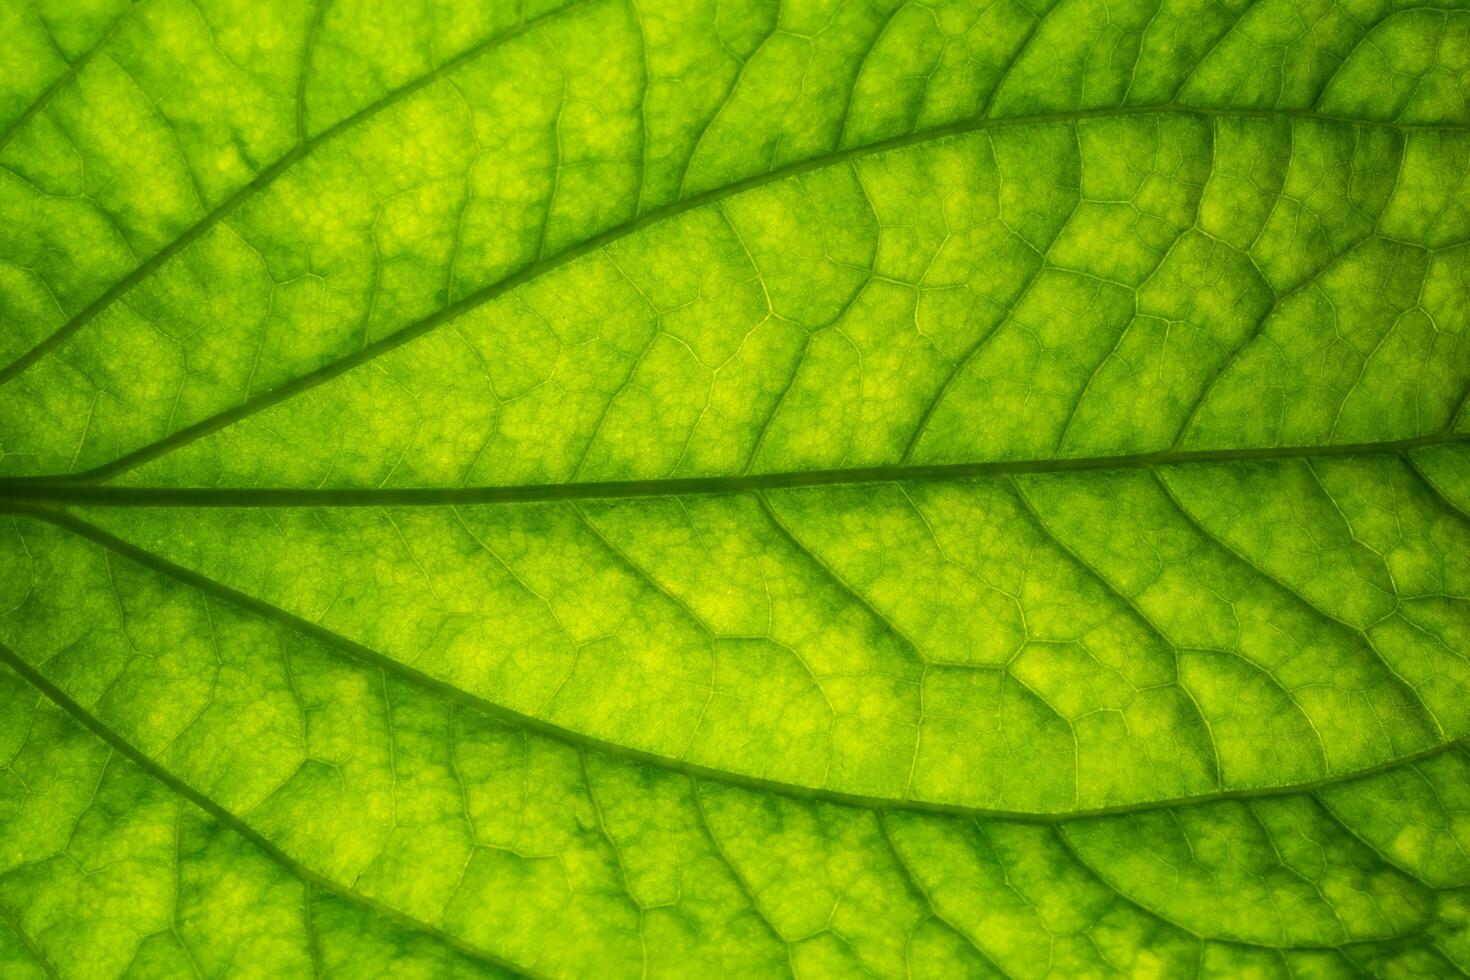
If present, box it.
[16,105,1470,481]
[571,504,713,635]
[975,0,1047,119]
[688,780,788,951]
[0,0,598,386]
[0,0,141,154]
[0,904,60,979]
[1,433,1464,505]
[830,1,906,148]
[1007,477,1226,792]
[754,491,927,663]
[1402,450,1470,524]
[5,502,1469,825]
[1049,824,1425,951]
[303,883,325,979]
[1416,943,1470,978]
[295,0,327,143]
[1169,235,1380,450]
[1449,384,1470,434]
[1309,792,1429,882]
[899,189,1074,464]
[1151,469,1447,741]
[0,641,543,980]
[1167,0,1259,101]
[876,814,1014,979]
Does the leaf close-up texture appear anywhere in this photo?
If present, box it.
[3,0,1470,976]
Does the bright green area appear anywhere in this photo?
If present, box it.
[1,0,1469,976]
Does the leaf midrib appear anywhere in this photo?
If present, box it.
[3,9,1465,970]
[7,101,1468,486]
[2,500,1465,826]
[0,432,1463,504]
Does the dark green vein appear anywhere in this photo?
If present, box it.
[1006,475,1228,791]
[0,904,60,979]
[0,0,139,154]
[688,780,788,951]
[876,814,1014,979]
[755,490,927,662]
[1049,825,1427,950]
[1403,450,1470,524]
[0,640,542,980]
[2,502,1467,825]
[1152,466,1446,739]
[1170,230,1388,450]
[295,0,326,143]
[1,432,1463,507]
[303,883,325,980]
[13,104,1470,483]
[0,0,595,386]
[1310,792,1425,881]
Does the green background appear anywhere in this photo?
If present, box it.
[2,0,1470,975]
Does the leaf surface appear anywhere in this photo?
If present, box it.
[2,0,1470,976]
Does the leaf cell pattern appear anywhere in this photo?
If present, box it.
[2,0,1470,976]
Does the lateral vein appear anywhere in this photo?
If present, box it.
[0,0,599,387]
[0,639,544,980]
[8,103,1467,483]
[0,503,1466,825]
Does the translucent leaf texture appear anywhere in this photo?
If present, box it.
[2,0,1470,976]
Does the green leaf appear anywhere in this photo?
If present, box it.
[1,0,1469,975]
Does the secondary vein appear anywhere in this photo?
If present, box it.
[0,0,142,154]
[1,502,1466,825]
[0,638,544,980]
[0,0,598,387]
[9,103,1467,484]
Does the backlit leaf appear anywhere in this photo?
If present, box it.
[2,0,1469,976]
